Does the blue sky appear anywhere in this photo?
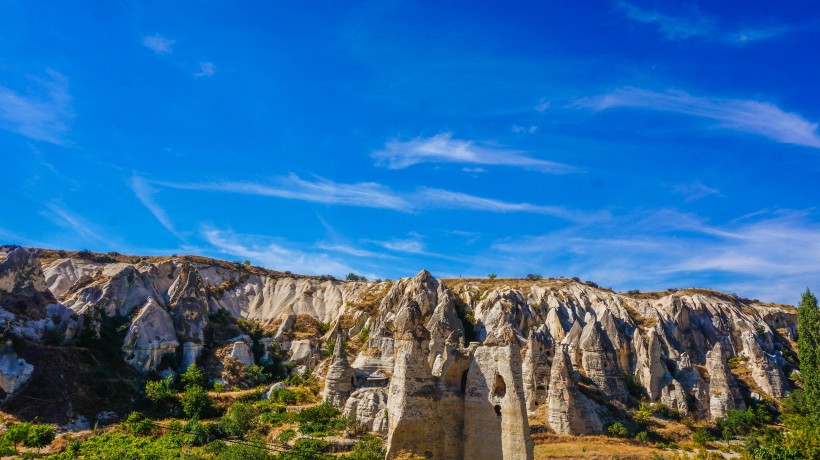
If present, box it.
[2,1,819,303]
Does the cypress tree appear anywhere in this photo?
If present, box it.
[798,288,820,420]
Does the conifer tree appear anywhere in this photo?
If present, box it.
[798,288,820,420]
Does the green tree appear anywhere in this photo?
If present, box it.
[181,385,213,419]
[692,428,713,446]
[181,363,207,390]
[346,434,385,460]
[24,424,55,452]
[145,375,176,404]
[607,422,628,437]
[798,289,820,419]
[4,422,31,448]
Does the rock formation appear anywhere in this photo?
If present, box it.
[0,246,802,451]
[322,333,355,407]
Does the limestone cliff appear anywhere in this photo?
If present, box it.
[0,246,801,449]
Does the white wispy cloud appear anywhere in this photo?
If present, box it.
[491,208,820,303]
[581,87,820,148]
[418,188,609,223]
[41,201,112,246]
[203,227,366,277]
[512,124,538,134]
[195,62,215,78]
[154,174,598,222]
[372,132,575,173]
[158,174,412,211]
[0,69,72,144]
[130,176,181,239]
[315,242,394,259]
[142,34,175,54]
[670,182,723,203]
[616,2,792,44]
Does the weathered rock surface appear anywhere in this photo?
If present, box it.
[323,333,355,407]
[0,246,801,447]
[343,387,389,434]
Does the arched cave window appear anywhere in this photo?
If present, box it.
[494,404,502,417]
[460,369,469,393]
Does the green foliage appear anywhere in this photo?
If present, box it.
[264,387,314,405]
[181,364,207,390]
[488,273,497,279]
[277,428,296,443]
[219,402,258,437]
[345,434,385,460]
[213,382,227,393]
[799,289,820,418]
[4,422,31,447]
[652,403,681,420]
[358,325,370,344]
[717,406,771,437]
[633,402,652,426]
[525,274,543,280]
[634,431,649,443]
[277,439,333,460]
[0,437,15,456]
[181,385,214,419]
[145,375,176,404]
[44,428,190,460]
[345,273,367,282]
[607,422,629,437]
[24,424,55,450]
[125,412,154,436]
[692,428,713,446]
[295,402,346,435]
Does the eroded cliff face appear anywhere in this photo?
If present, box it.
[0,246,801,450]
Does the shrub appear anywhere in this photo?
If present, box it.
[526,274,543,280]
[180,385,214,419]
[635,431,649,443]
[181,364,207,390]
[633,403,653,426]
[346,273,367,282]
[347,434,385,460]
[219,402,258,437]
[608,422,629,437]
[692,428,713,446]
[145,375,176,404]
[296,402,346,435]
[24,424,55,451]
[213,382,226,393]
[277,428,296,443]
[488,274,497,279]
[124,412,153,436]
[653,403,682,420]
[4,422,31,447]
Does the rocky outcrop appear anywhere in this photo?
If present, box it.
[122,298,179,372]
[522,332,550,414]
[343,387,389,434]
[0,343,33,396]
[706,342,745,418]
[323,333,355,407]
[547,345,603,434]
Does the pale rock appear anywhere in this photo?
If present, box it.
[122,298,179,372]
[343,387,389,434]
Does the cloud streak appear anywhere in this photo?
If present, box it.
[491,208,820,303]
[203,227,363,277]
[155,174,598,222]
[372,132,575,173]
[131,176,181,239]
[0,69,73,144]
[142,34,175,54]
[616,2,792,44]
[581,87,820,148]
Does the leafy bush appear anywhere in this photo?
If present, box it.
[346,273,367,282]
[180,385,214,419]
[265,387,315,405]
[633,403,652,426]
[219,402,258,437]
[652,403,682,420]
[145,375,176,404]
[488,274,497,279]
[24,424,55,451]
[4,422,31,447]
[692,428,713,446]
[277,428,296,443]
[346,434,385,460]
[608,422,629,437]
[124,412,154,436]
[295,403,346,435]
[635,431,649,443]
[181,364,207,390]
[526,274,543,280]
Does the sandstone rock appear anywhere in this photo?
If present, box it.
[706,341,745,419]
[0,343,33,395]
[323,333,355,407]
[122,298,179,372]
[343,387,389,434]
[547,345,603,435]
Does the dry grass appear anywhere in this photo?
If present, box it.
[533,434,664,459]
[621,300,658,329]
